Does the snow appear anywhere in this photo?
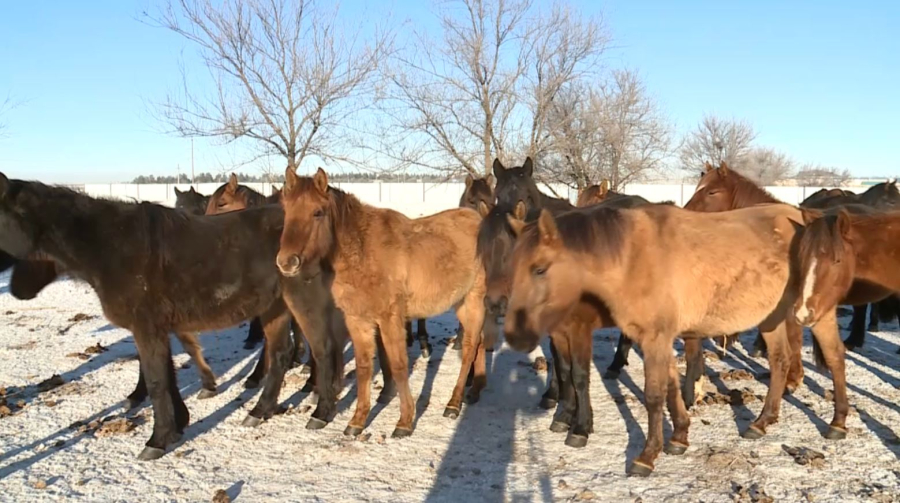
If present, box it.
[1,272,899,502]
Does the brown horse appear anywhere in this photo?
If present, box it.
[504,203,848,476]
[174,186,210,215]
[206,175,306,365]
[687,163,900,350]
[277,168,487,437]
[800,187,856,209]
[2,254,218,405]
[794,209,900,356]
[0,173,306,460]
[575,180,615,207]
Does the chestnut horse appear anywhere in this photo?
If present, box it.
[504,204,848,476]
[795,209,900,357]
[575,180,615,207]
[277,168,488,438]
[174,186,210,215]
[0,173,303,460]
[687,163,900,350]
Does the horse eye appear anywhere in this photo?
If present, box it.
[313,209,325,218]
[707,190,719,196]
[532,266,546,277]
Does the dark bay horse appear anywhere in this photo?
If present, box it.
[795,209,900,356]
[277,168,487,437]
[504,204,848,476]
[0,173,307,460]
[174,186,210,215]
[206,175,306,365]
[687,163,900,350]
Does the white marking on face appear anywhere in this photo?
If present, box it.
[796,257,817,322]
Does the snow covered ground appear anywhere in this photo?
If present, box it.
[0,272,899,502]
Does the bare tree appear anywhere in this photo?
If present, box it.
[795,163,852,187]
[543,70,672,190]
[376,0,532,177]
[732,146,795,185]
[680,114,757,173]
[0,95,17,139]
[149,0,393,171]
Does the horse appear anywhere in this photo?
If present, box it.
[503,203,848,476]
[493,157,575,213]
[1,254,219,405]
[575,180,616,207]
[174,186,210,216]
[206,174,306,365]
[0,173,309,460]
[687,163,900,350]
[277,167,488,438]
[800,187,856,209]
[794,209,900,356]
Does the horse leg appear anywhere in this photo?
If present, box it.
[405,320,414,348]
[868,302,880,331]
[539,334,562,409]
[243,306,293,427]
[566,322,594,448]
[681,338,704,409]
[844,304,868,350]
[785,320,804,393]
[664,353,691,456]
[445,286,487,418]
[377,313,417,438]
[375,330,396,404]
[750,329,767,358]
[416,318,432,357]
[810,310,850,440]
[174,332,217,399]
[604,332,632,379]
[549,331,575,433]
[134,330,186,461]
[127,363,148,409]
[244,338,268,389]
[743,324,790,439]
[452,323,465,351]
[344,316,377,436]
[629,336,672,477]
[244,316,264,349]
[291,318,305,367]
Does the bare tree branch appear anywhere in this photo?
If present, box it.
[679,114,757,173]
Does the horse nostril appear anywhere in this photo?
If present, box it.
[277,254,300,275]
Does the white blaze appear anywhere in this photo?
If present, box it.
[796,257,817,322]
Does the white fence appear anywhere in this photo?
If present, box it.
[82,181,860,217]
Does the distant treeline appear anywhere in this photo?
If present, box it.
[130,171,457,184]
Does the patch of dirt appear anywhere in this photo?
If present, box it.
[704,448,752,471]
[696,388,760,407]
[8,340,37,350]
[67,343,108,360]
[68,313,95,323]
[212,489,231,503]
[37,374,65,393]
[720,369,755,381]
[731,481,773,502]
[532,357,548,372]
[94,417,139,438]
[782,445,825,468]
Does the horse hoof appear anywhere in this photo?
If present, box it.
[420,345,432,358]
[344,425,364,437]
[306,417,328,430]
[243,341,259,350]
[549,420,570,433]
[391,427,413,439]
[627,461,654,477]
[376,390,396,405]
[538,397,558,410]
[565,432,588,448]
[664,442,688,455]
[825,426,847,440]
[242,415,263,428]
[127,398,144,410]
[741,425,766,440]
[197,389,217,400]
[602,369,620,380]
[443,407,460,419]
[137,446,167,461]
[243,379,260,389]
[465,392,480,405]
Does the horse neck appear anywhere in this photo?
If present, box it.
[538,192,575,213]
[848,216,900,287]
[329,193,369,272]
[730,179,780,209]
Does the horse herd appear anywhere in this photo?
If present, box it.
[0,159,898,478]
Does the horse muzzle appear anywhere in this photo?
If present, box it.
[276,253,301,277]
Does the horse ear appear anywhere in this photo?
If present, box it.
[174,187,182,196]
[313,167,329,194]
[513,200,527,221]
[506,214,525,237]
[523,157,534,177]
[837,209,852,240]
[492,158,506,178]
[465,174,474,190]
[719,162,730,177]
[476,200,491,218]
[0,172,8,198]
[537,209,559,245]
[704,162,714,173]
[226,173,239,193]
[600,180,610,196]
[284,166,299,193]
[485,174,494,188]
[800,208,824,225]
[189,186,197,194]
[271,185,281,196]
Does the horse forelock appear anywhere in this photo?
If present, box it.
[800,215,846,267]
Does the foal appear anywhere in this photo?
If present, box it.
[0,174,299,460]
[504,204,848,476]
[277,168,487,437]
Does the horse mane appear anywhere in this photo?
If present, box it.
[476,204,515,271]
[723,170,781,208]
[800,214,847,264]
[520,206,627,259]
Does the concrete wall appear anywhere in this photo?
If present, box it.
[82,181,857,217]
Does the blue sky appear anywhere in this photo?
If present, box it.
[0,0,897,183]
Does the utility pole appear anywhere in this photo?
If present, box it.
[191,138,195,186]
